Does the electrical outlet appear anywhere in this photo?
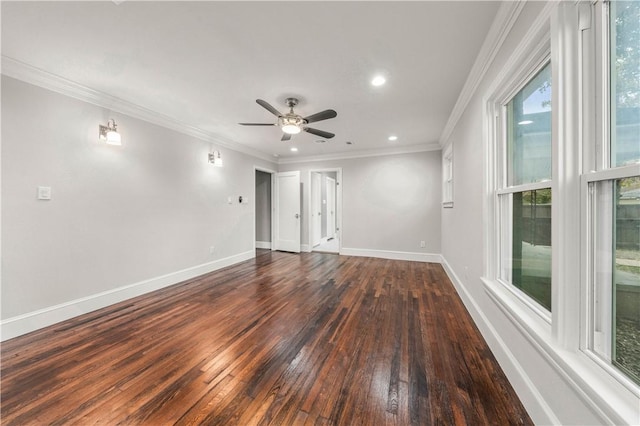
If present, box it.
[420,241,426,248]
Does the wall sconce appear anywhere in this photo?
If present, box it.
[99,119,122,145]
[208,150,223,167]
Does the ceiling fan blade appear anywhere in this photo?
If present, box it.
[238,123,276,126]
[281,133,292,141]
[303,127,335,139]
[304,109,337,124]
[256,99,283,117]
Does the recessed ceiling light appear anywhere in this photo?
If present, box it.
[518,120,533,125]
[388,135,398,141]
[290,147,298,152]
[371,75,386,86]
[346,141,353,145]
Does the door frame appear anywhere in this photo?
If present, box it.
[253,166,276,251]
[307,168,342,254]
[311,172,322,247]
[326,176,336,240]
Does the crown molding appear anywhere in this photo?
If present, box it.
[1,56,439,165]
[1,56,276,163]
[438,0,526,148]
[484,1,556,104]
[276,142,440,165]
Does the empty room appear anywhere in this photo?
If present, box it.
[1,1,638,425]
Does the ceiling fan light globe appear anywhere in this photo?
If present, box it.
[282,124,301,134]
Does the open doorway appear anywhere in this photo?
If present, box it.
[255,168,274,250]
[309,169,341,254]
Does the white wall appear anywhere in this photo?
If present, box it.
[0,76,441,337]
[279,151,441,260]
[1,76,277,337]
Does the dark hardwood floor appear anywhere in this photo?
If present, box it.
[1,250,532,425]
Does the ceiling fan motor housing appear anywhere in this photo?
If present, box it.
[285,97,299,108]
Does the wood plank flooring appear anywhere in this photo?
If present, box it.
[1,251,532,425]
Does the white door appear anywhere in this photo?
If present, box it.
[274,171,301,253]
[311,173,322,247]
[326,177,336,240]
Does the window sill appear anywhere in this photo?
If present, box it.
[482,276,551,343]
[481,277,640,425]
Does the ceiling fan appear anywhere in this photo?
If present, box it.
[239,98,337,141]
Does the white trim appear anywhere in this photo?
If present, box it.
[583,164,640,183]
[340,248,441,263]
[300,244,311,253]
[255,241,271,249]
[277,143,440,165]
[496,180,553,195]
[483,0,555,330]
[439,1,526,147]
[1,56,275,163]
[0,250,255,341]
[484,2,557,105]
[440,258,559,425]
[482,277,638,424]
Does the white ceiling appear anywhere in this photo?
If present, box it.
[1,1,501,160]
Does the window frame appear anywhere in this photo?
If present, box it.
[580,0,640,391]
[485,36,554,326]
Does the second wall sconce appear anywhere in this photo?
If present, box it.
[99,119,122,146]
[208,150,223,167]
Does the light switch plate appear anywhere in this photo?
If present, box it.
[37,186,51,200]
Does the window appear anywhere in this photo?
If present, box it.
[506,65,552,186]
[610,1,640,167]
[498,62,552,312]
[586,0,640,387]
[611,177,640,384]
[483,2,639,421]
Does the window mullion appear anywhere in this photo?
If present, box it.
[551,2,582,348]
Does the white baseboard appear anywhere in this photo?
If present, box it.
[255,241,271,249]
[301,244,311,253]
[439,257,558,425]
[0,250,255,341]
[340,247,442,263]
